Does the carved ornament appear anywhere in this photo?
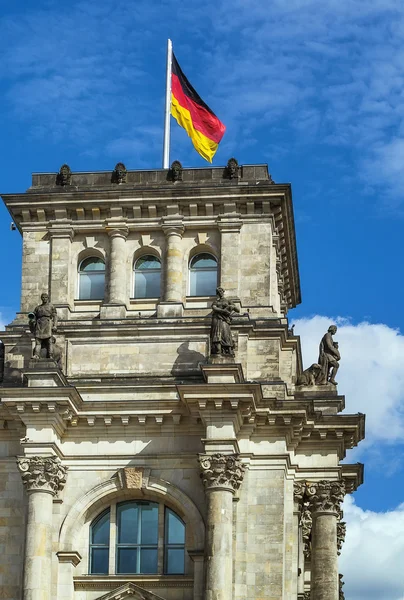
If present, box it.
[199,453,246,493]
[306,480,345,514]
[225,157,239,179]
[337,520,346,555]
[300,505,312,560]
[17,456,67,495]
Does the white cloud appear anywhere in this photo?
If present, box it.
[294,315,404,442]
[340,495,404,600]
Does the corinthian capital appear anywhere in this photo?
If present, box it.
[17,456,67,496]
[199,453,246,493]
[294,481,306,505]
[306,480,345,514]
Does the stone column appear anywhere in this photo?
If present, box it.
[199,454,246,600]
[163,222,184,302]
[49,228,74,312]
[218,217,242,298]
[306,481,345,600]
[158,221,185,317]
[107,228,128,305]
[17,456,67,600]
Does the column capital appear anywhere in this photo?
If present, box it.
[48,226,74,241]
[162,221,185,237]
[306,480,345,515]
[17,456,67,496]
[107,226,129,240]
[293,480,306,507]
[199,453,246,493]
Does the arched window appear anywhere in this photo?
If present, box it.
[189,253,218,296]
[78,257,105,300]
[134,255,161,299]
[89,509,110,574]
[89,501,185,575]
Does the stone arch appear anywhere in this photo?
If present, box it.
[59,473,205,554]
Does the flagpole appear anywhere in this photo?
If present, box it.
[162,39,173,169]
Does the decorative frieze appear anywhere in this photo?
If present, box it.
[17,456,67,495]
[306,480,345,514]
[199,453,246,493]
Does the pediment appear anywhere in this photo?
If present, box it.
[96,582,166,600]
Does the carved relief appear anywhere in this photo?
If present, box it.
[293,480,306,504]
[112,162,127,184]
[339,574,345,599]
[301,505,313,560]
[117,467,150,490]
[306,480,345,514]
[199,453,246,492]
[17,456,67,495]
[56,164,72,186]
[337,520,346,555]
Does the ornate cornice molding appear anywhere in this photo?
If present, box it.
[199,453,246,493]
[306,480,345,514]
[17,456,67,495]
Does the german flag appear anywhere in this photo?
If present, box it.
[171,53,226,163]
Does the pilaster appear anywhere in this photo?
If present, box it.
[101,226,129,318]
[218,216,242,298]
[49,226,74,317]
[159,219,185,317]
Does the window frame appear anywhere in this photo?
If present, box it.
[77,256,106,301]
[188,252,218,297]
[89,500,186,576]
[133,254,162,300]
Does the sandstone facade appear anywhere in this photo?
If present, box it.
[0,164,364,600]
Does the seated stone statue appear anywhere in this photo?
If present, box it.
[296,363,321,386]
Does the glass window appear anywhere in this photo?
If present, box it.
[134,255,161,299]
[116,501,158,574]
[89,501,185,576]
[90,509,110,574]
[78,257,105,300]
[189,253,217,296]
[164,508,185,574]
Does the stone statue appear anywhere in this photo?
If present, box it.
[170,160,183,182]
[210,287,240,356]
[296,363,321,386]
[112,162,127,184]
[56,164,71,186]
[316,325,340,385]
[29,293,58,360]
[226,157,239,179]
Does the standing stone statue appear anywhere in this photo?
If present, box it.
[29,293,58,360]
[210,287,240,356]
[316,325,340,385]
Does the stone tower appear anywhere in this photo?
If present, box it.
[0,161,364,600]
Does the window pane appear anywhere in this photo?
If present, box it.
[190,269,217,296]
[91,511,110,545]
[91,547,109,574]
[166,548,185,574]
[117,548,138,574]
[136,256,161,270]
[79,273,105,300]
[190,254,217,269]
[166,510,185,544]
[140,504,158,544]
[140,548,158,573]
[134,271,161,298]
[80,257,105,272]
[117,504,138,544]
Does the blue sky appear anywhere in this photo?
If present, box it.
[0,1,404,598]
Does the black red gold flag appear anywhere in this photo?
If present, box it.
[171,54,226,162]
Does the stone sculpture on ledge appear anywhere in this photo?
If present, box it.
[56,164,71,186]
[210,287,240,356]
[29,293,58,360]
[316,324,340,385]
[111,162,127,184]
[296,363,321,386]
